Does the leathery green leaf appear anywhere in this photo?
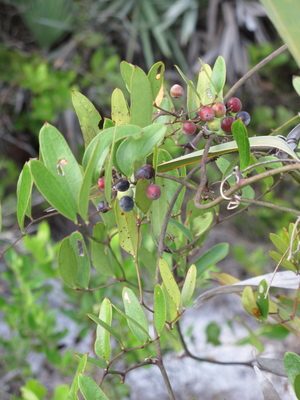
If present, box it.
[39,123,82,212]
[187,79,198,119]
[174,65,199,100]
[242,286,261,319]
[231,119,250,172]
[269,233,289,254]
[122,287,150,343]
[211,56,226,99]
[148,176,168,243]
[181,264,196,308]
[269,251,298,272]
[17,162,33,232]
[91,222,115,277]
[116,123,166,176]
[79,140,100,222]
[256,279,269,320]
[194,243,229,277]
[148,62,165,100]
[154,284,166,334]
[94,298,112,363]
[67,353,87,400]
[87,313,123,349]
[130,66,153,127]
[30,160,77,222]
[79,374,109,400]
[259,0,300,69]
[293,76,300,97]
[197,62,213,106]
[114,201,139,257]
[69,231,90,289]
[284,352,300,390]
[120,61,134,92]
[159,259,181,309]
[111,88,130,125]
[161,282,177,323]
[294,374,300,399]
[58,237,78,288]
[135,178,152,214]
[71,91,101,148]
[75,354,106,370]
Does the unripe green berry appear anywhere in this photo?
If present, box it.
[207,119,221,132]
[117,188,134,200]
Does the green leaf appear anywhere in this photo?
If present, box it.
[154,284,166,334]
[91,222,115,277]
[58,237,78,288]
[111,88,130,126]
[30,160,77,222]
[206,322,221,345]
[114,201,139,256]
[157,135,299,172]
[231,119,250,172]
[17,162,33,232]
[269,251,298,272]
[169,218,192,242]
[181,264,196,307]
[135,178,152,214]
[103,118,115,129]
[67,353,87,400]
[284,352,300,390]
[294,373,300,399]
[120,61,134,92]
[122,287,150,343]
[175,65,199,100]
[71,91,101,147]
[69,231,90,289]
[53,385,69,400]
[75,354,107,370]
[39,123,82,212]
[187,79,198,119]
[242,286,261,318]
[116,123,166,176]
[159,259,181,309]
[79,140,101,222]
[148,181,168,243]
[161,282,177,323]
[256,280,269,320]
[269,233,289,254]
[79,374,109,400]
[87,313,124,349]
[148,62,165,100]
[94,298,112,363]
[130,66,153,127]
[293,76,300,97]
[211,56,226,99]
[191,212,214,238]
[259,0,300,68]
[196,62,213,106]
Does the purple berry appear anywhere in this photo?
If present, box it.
[170,84,184,99]
[146,184,161,200]
[227,97,242,113]
[211,102,226,118]
[141,164,155,178]
[182,122,197,135]
[96,201,109,213]
[221,116,235,133]
[199,106,215,122]
[235,111,251,126]
[136,168,151,181]
[115,180,130,192]
[119,196,134,212]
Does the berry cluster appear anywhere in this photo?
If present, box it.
[170,84,250,136]
[96,164,161,213]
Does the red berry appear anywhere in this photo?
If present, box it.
[182,122,197,135]
[199,106,215,122]
[227,97,242,113]
[141,164,155,179]
[170,84,184,99]
[221,116,235,133]
[98,177,105,189]
[211,102,226,118]
[146,184,161,200]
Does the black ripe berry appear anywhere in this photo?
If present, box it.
[235,111,251,126]
[146,184,161,200]
[136,168,151,181]
[96,201,108,213]
[115,180,130,192]
[119,196,134,212]
[141,164,155,178]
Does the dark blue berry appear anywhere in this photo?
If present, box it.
[235,111,251,126]
[115,180,130,192]
[135,168,151,181]
[119,196,134,212]
[96,201,108,213]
